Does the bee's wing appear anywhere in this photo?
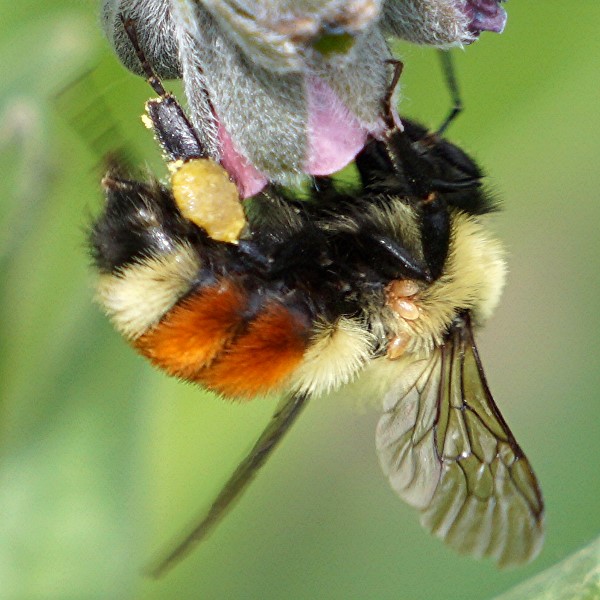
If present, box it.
[376,314,544,567]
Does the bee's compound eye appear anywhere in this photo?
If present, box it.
[171,159,246,243]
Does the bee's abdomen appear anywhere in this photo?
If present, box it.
[95,248,372,400]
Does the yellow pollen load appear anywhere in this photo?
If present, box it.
[171,158,246,243]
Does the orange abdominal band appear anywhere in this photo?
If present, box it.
[197,303,309,399]
[135,284,310,400]
[135,281,247,379]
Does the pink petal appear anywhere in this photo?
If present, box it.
[218,123,268,198]
[304,76,370,176]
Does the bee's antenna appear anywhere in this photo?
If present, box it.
[436,50,463,136]
[120,15,168,98]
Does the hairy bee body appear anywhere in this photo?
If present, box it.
[89,37,543,571]
[92,173,503,400]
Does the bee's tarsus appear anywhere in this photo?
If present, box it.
[120,16,169,98]
[436,50,463,136]
[383,59,404,128]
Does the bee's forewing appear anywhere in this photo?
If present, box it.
[376,315,544,567]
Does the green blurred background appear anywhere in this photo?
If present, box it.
[1,2,599,598]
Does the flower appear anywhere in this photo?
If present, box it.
[102,0,508,195]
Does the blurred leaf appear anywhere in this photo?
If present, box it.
[494,537,600,600]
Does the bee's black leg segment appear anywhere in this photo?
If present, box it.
[430,178,481,192]
[145,392,310,579]
[120,15,168,98]
[357,58,438,196]
[146,97,207,161]
[364,233,432,282]
[120,15,208,162]
[436,50,463,136]
[419,194,451,280]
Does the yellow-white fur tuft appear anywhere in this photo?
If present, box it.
[95,242,200,340]
[291,317,376,397]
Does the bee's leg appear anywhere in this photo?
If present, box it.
[121,16,208,162]
[435,50,462,136]
[355,59,405,188]
[382,58,403,129]
[419,192,450,281]
[146,391,310,578]
[356,232,432,282]
[102,0,180,81]
[122,17,247,243]
[121,15,170,98]
[356,59,435,199]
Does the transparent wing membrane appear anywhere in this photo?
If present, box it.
[376,314,544,567]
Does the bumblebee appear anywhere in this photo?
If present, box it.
[89,35,543,575]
